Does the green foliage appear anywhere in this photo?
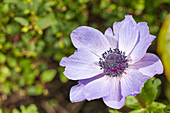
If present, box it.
[0,52,6,64]
[0,109,3,113]
[0,0,169,112]
[129,109,149,113]
[14,17,29,26]
[27,84,43,96]
[140,78,161,105]
[165,82,170,101]
[0,104,39,113]
[157,14,170,82]
[58,67,68,83]
[12,104,39,113]
[124,78,168,113]
[109,110,122,113]
[125,96,141,109]
[41,69,57,83]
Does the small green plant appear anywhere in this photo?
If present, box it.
[0,104,39,113]
[110,78,169,113]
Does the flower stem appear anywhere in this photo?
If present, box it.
[135,95,147,108]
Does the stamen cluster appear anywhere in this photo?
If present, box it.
[99,48,128,77]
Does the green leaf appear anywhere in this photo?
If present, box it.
[59,73,68,83]
[13,48,24,57]
[4,0,20,3]
[129,109,149,113]
[0,52,6,64]
[36,18,53,29]
[35,84,43,95]
[12,109,20,113]
[25,72,36,85]
[140,78,161,105]
[0,65,11,77]
[165,82,170,101]
[0,108,3,113]
[0,34,6,44]
[14,17,29,26]
[65,11,76,20]
[149,102,166,109]
[30,0,40,13]
[1,3,10,14]
[41,69,57,83]
[20,104,39,113]
[27,86,37,96]
[21,26,30,33]
[18,76,25,86]
[15,2,29,10]
[125,96,141,109]
[78,0,90,4]
[19,59,32,69]
[58,67,68,83]
[6,23,20,34]
[25,104,39,113]
[7,57,17,68]
[48,99,58,107]
[4,81,12,95]
[53,53,65,61]
[0,74,7,83]
[36,40,45,53]
[27,85,43,96]
[3,42,12,50]
[109,110,122,113]
[20,105,26,112]
[157,14,170,81]
[165,105,170,113]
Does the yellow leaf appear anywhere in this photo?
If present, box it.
[157,14,170,81]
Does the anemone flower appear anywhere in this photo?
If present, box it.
[60,15,163,109]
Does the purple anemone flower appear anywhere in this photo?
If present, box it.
[60,15,163,109]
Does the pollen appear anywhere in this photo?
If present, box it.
[99,48,128,77]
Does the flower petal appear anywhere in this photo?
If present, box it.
[113,15,136,36]
[113,21,121,36]
[60,48,102,80]
[70,84,86,102]
[129,53,163,77]
[79,73,105,85]
[129,75,151,97]
[102,77,125,109]
[121,69,144,97]
[83,76,116,101]
[118,16,138,55]
[129,22,156,64]
[104,27,118,49]
[71,26,110,57]
[103,95,125,109]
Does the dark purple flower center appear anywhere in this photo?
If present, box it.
[99,48,128,77]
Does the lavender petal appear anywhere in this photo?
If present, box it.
[129,53,163,77]
[129,23,156,64]
[121,69,144,97]
[83,76,116,101]
[71,26,110,57]
[60,48,102,80]
[104,27,118,49]
[70,84,86,102]
[118,16,139,56]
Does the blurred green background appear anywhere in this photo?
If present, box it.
[0,0,170,113]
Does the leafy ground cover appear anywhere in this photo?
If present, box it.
[0,0,170,112]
